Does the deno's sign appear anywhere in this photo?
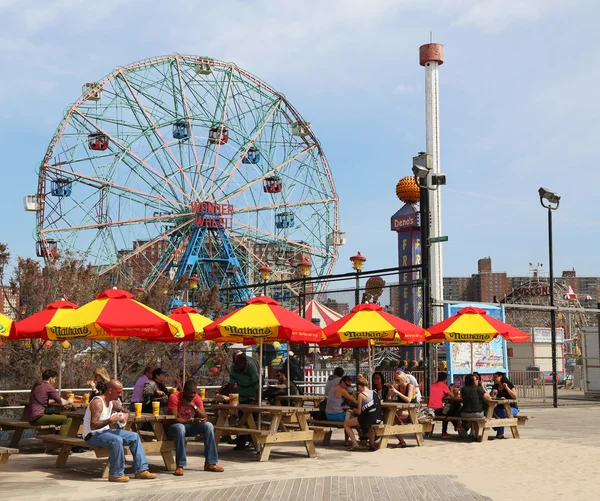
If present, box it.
[511,286,550,298]
[391,214,418,230]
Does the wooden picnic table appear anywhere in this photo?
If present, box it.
[375,402,424,449]
[437,397,521,441]
[273,395,325,407]
[43,410,177,476]
[208,403,316,462]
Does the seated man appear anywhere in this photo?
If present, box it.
[83,379,157,482]
[165,379,224,475]
[142,368,169,414]
[263,370,292,402]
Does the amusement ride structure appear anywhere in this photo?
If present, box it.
[24,55,343,305]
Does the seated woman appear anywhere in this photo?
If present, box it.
[460,374,492,440]
[86,367,110,399]
[490,371,519,439]
[343,375,383,451]
[371,372,389,401]
[386,371,416,447]
[325,375,357,422]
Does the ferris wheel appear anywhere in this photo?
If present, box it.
[25,54,344,304]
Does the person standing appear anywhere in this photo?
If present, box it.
[228,353,259,450]
[142,368,169,414]
[26,369,74,437]
[83,379,157,482]
[165,379,224,475]
[130,366,153,410]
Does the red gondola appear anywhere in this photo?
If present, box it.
[36,240,58,258]
[263,176,282,193]
[88,133,109,151]
[208,127,228,145]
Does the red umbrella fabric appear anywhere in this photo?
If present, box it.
[292,300,343,327]
[15,300,79,340]
[155,305,213,343]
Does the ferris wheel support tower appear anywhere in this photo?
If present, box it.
[420,42,445,324]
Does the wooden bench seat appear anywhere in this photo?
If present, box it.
[0,420,60,448]
[430,414,521,441]
[0,446,19,465]
[213,426,270,436]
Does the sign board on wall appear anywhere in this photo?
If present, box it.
[445,303,509,387]
[533,326,565,343]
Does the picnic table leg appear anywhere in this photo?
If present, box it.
[213,409,228,444]
[505,403,520,439]
[9,428,24,449]
[408,408,424,447]
[55,444,73,468]
[150,420,176,472]
[296,412,317,459]
[245,412,261,454]
[257,412,282,462]
[377,408,395,450]
[481,403,495,442]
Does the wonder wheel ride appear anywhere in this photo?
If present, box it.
[26,55,343,305]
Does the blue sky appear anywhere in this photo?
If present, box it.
[1,0,598,279]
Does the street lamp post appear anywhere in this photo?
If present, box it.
[297,259,312,372]
[350,252,367,377]
[259,265,273,297]
[539,187,561,408]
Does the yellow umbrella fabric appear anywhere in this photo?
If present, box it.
[0,313,15,338]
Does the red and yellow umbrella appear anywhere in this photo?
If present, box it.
[16,300,79,339]
[322,303,426,346]
[425,306,530,343]
[45,289,184,341]
[204,296,322,343]
[0,312,16,338]
[160,305,213,343]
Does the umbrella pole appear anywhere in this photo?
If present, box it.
[182,342,186,387]
[287,344,291,397]
[470,343,474,373]
[58,343,63,394]
[113,339,118,378]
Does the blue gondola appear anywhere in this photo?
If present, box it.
[242,146,260,164]
[51,178,72,197]
[173,121,191,140]
[275,211,294,229]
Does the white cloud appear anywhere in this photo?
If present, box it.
[393,83,414,94]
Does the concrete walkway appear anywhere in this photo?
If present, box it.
[2,403,600,501]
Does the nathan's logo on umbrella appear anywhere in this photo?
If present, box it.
[447,332,494,343]
[49,325,91,339]
[224,325,272,337]
[344,331,389,341]
[0,324,6,334]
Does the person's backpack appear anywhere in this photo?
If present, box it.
[311,397,327,420]
[372,390,384,422]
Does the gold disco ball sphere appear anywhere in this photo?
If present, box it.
[396,176,420,204]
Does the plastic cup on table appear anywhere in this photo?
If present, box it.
[134,402,143,418]
[152,401,160,416]
[199,389,206,399]
[453,388,460,398]
[229,393,239,406]
[83,394,90,404]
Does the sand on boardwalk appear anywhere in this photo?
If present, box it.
[1,405,599,501]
